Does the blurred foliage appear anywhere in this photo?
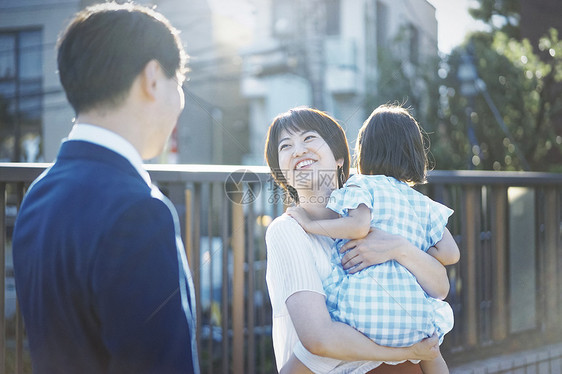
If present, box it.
[468,0,521,38]
[365,27,442,170]
[437,27,562,171]
[373,0,562,171]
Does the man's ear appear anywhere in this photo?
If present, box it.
[139,59,161,101]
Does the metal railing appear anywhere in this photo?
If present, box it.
[1,163,561,373]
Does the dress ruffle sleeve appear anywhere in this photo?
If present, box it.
[425,199,454,247]
[326,175,374,217]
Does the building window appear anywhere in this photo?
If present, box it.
[408,24,419,64]
[272,0,297,37]
[364,1,377,85]
[0,29,42,162]
[376,1,388,49]
[326,0,340,36]
[273,0,340,38]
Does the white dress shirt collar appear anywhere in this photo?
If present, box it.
[67,123,152,186]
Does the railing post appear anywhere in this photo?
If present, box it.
[192,185,202,353]
[219,190,230,374]
[247,196,255,374]
[491,186,507,341]
[0,183,5,372]
[15,301,23,374]
[16,183,25,374]
[185,189,193,266]
[544,187,560,331]
[462,185,479,347]
[232,194,245,374]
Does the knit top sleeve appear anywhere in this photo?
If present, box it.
[265,214,325,312]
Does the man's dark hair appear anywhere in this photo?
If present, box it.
[57,2,188,114]
[356,104,428,185]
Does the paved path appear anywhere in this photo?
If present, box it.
[451,343,562,374]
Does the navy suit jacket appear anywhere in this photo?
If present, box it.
[13,141,198,373]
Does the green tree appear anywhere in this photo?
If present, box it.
[468,0,521,38]
[434,9,562,171]
[0,96,15,161]
[366,29,442,169]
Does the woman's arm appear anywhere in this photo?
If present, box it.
[339,228,450,300]
[286,291,439,363]
[279,354,313,374]
[266,217,438,372]
[285,205,371,239]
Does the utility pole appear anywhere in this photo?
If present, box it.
[458,51,480,169]
[301,0,326,109]
[458,44,530,171]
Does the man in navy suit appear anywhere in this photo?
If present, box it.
[12,3,199,373]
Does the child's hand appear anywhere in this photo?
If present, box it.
[410,334,439,361]
[285,206,312,231]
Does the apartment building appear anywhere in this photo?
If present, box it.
[240,0,438,165]
[0,0,251,165]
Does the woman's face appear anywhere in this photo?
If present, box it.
[277,128,343,194]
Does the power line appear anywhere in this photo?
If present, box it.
[182,86,249,154]
[0,1,79,12]
[0,87,64,101]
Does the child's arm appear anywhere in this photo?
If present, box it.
[285,204,371,239]
[427,228,460,266]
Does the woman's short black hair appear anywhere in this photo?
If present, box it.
[265,107,350,204]
[57,2,188,114]
[356,104,428,184]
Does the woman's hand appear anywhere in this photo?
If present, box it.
[340,227,450,299]
[339,227,407,273]
[408,334,439,361]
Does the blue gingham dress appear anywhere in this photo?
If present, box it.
[324,174,454,347]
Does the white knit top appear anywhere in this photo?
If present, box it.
[265,214,379,373]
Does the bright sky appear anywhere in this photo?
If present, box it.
[427,0,486,53]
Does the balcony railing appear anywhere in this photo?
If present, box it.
[1,163,561,373]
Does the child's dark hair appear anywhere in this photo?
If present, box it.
[356,104,428,184]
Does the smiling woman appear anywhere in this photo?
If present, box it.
[263,107,447,373]
[265,107,350,205]
[277,128,343,198]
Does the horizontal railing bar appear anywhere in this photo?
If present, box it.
[427,170,562,185]
[0,163,271,183]
[2,163,562,185]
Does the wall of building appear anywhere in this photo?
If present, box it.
[240,0,438,164]
[1,0,251,165]
[0,0,80,162]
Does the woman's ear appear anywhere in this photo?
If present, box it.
[336,157,344,168]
